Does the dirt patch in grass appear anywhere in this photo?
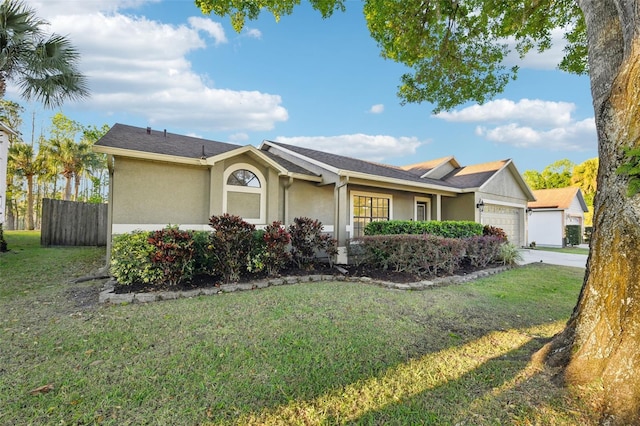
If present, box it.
[64,281,105,311]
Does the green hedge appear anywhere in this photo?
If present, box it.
[348,234,505,277]
[364,220,483,238]
[566,225,582,246]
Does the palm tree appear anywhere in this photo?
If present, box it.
[71,139,98,201]
[0,0,88,107]
[44,136,77,201]
[8,141,41,229]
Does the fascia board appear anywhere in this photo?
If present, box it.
[281,172,323,183]
[575,190,589,212]
[205,145,287,173]
[341,170,461,195]
[92,145,203,166]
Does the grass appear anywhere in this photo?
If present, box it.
[0,231,597,425]
[533,246,590,255]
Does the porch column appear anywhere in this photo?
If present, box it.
[334,177,349,264]
[436,194,442,221]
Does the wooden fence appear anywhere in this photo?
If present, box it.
[40,198,108,247]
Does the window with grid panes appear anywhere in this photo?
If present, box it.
[352,194,390,237]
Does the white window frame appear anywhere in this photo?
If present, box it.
[223,163,266,224]
[414,196,431,221]
[349,190,393,238]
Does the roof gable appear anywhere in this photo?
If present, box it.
[529,187,588,211]
[442,160,507,188]
[94,124,321,181]
[261,140,458,188]
[401,156,460,179]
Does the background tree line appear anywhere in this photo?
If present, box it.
[3,100,108,230]
[523,157,598,226]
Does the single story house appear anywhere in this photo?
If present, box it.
[94,124,535,263]
[527,187,588,247]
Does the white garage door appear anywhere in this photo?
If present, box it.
[483,204,521,247]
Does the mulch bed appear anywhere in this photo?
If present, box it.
[113,261,503,294]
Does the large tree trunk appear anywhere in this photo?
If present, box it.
[540,1,640,424]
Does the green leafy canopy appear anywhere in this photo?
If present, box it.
[196,0,586,112]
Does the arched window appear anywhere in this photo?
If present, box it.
[226,169,261,188]
[223,164,266,224]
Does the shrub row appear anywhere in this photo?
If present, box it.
[110,215,337,288]
[348,234,515,278]
[364,220,484,238]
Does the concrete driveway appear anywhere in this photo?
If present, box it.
[518,248,588,268]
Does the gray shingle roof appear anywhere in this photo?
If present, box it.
[263,141,459,188]
[96,125,510,190]
[260,150,319,177]
[95,123,242,159]
[441,160,508,188]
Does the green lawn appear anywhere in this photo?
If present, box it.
[0,231,596,425]
[533,246,590,255]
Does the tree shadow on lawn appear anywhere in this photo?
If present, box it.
[188,282,579,422]
[226,325,593,425]
[3,266,584,425]
[346,337,595,425]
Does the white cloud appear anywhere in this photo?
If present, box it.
[188,17,227,45]
[369,104,384,114]
[16,0,288,133]
[229,132,250,142]
[29,0,159,16]
[436,98,575,127]
[273,134,425,162]
[476,118,596,151]
[436,98,596,151]
[244,28,262,39]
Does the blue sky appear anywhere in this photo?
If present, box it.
[12,0,598,172]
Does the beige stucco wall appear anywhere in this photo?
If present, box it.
[441,193,475,221]
[287,180,334,226]
[113,157,210,225]
[392,191,416,221]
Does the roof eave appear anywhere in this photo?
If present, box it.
[339,169,461,194]
[93,145,204,166]
[281,171,323,183]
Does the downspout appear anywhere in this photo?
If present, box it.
[283,174,294,225]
